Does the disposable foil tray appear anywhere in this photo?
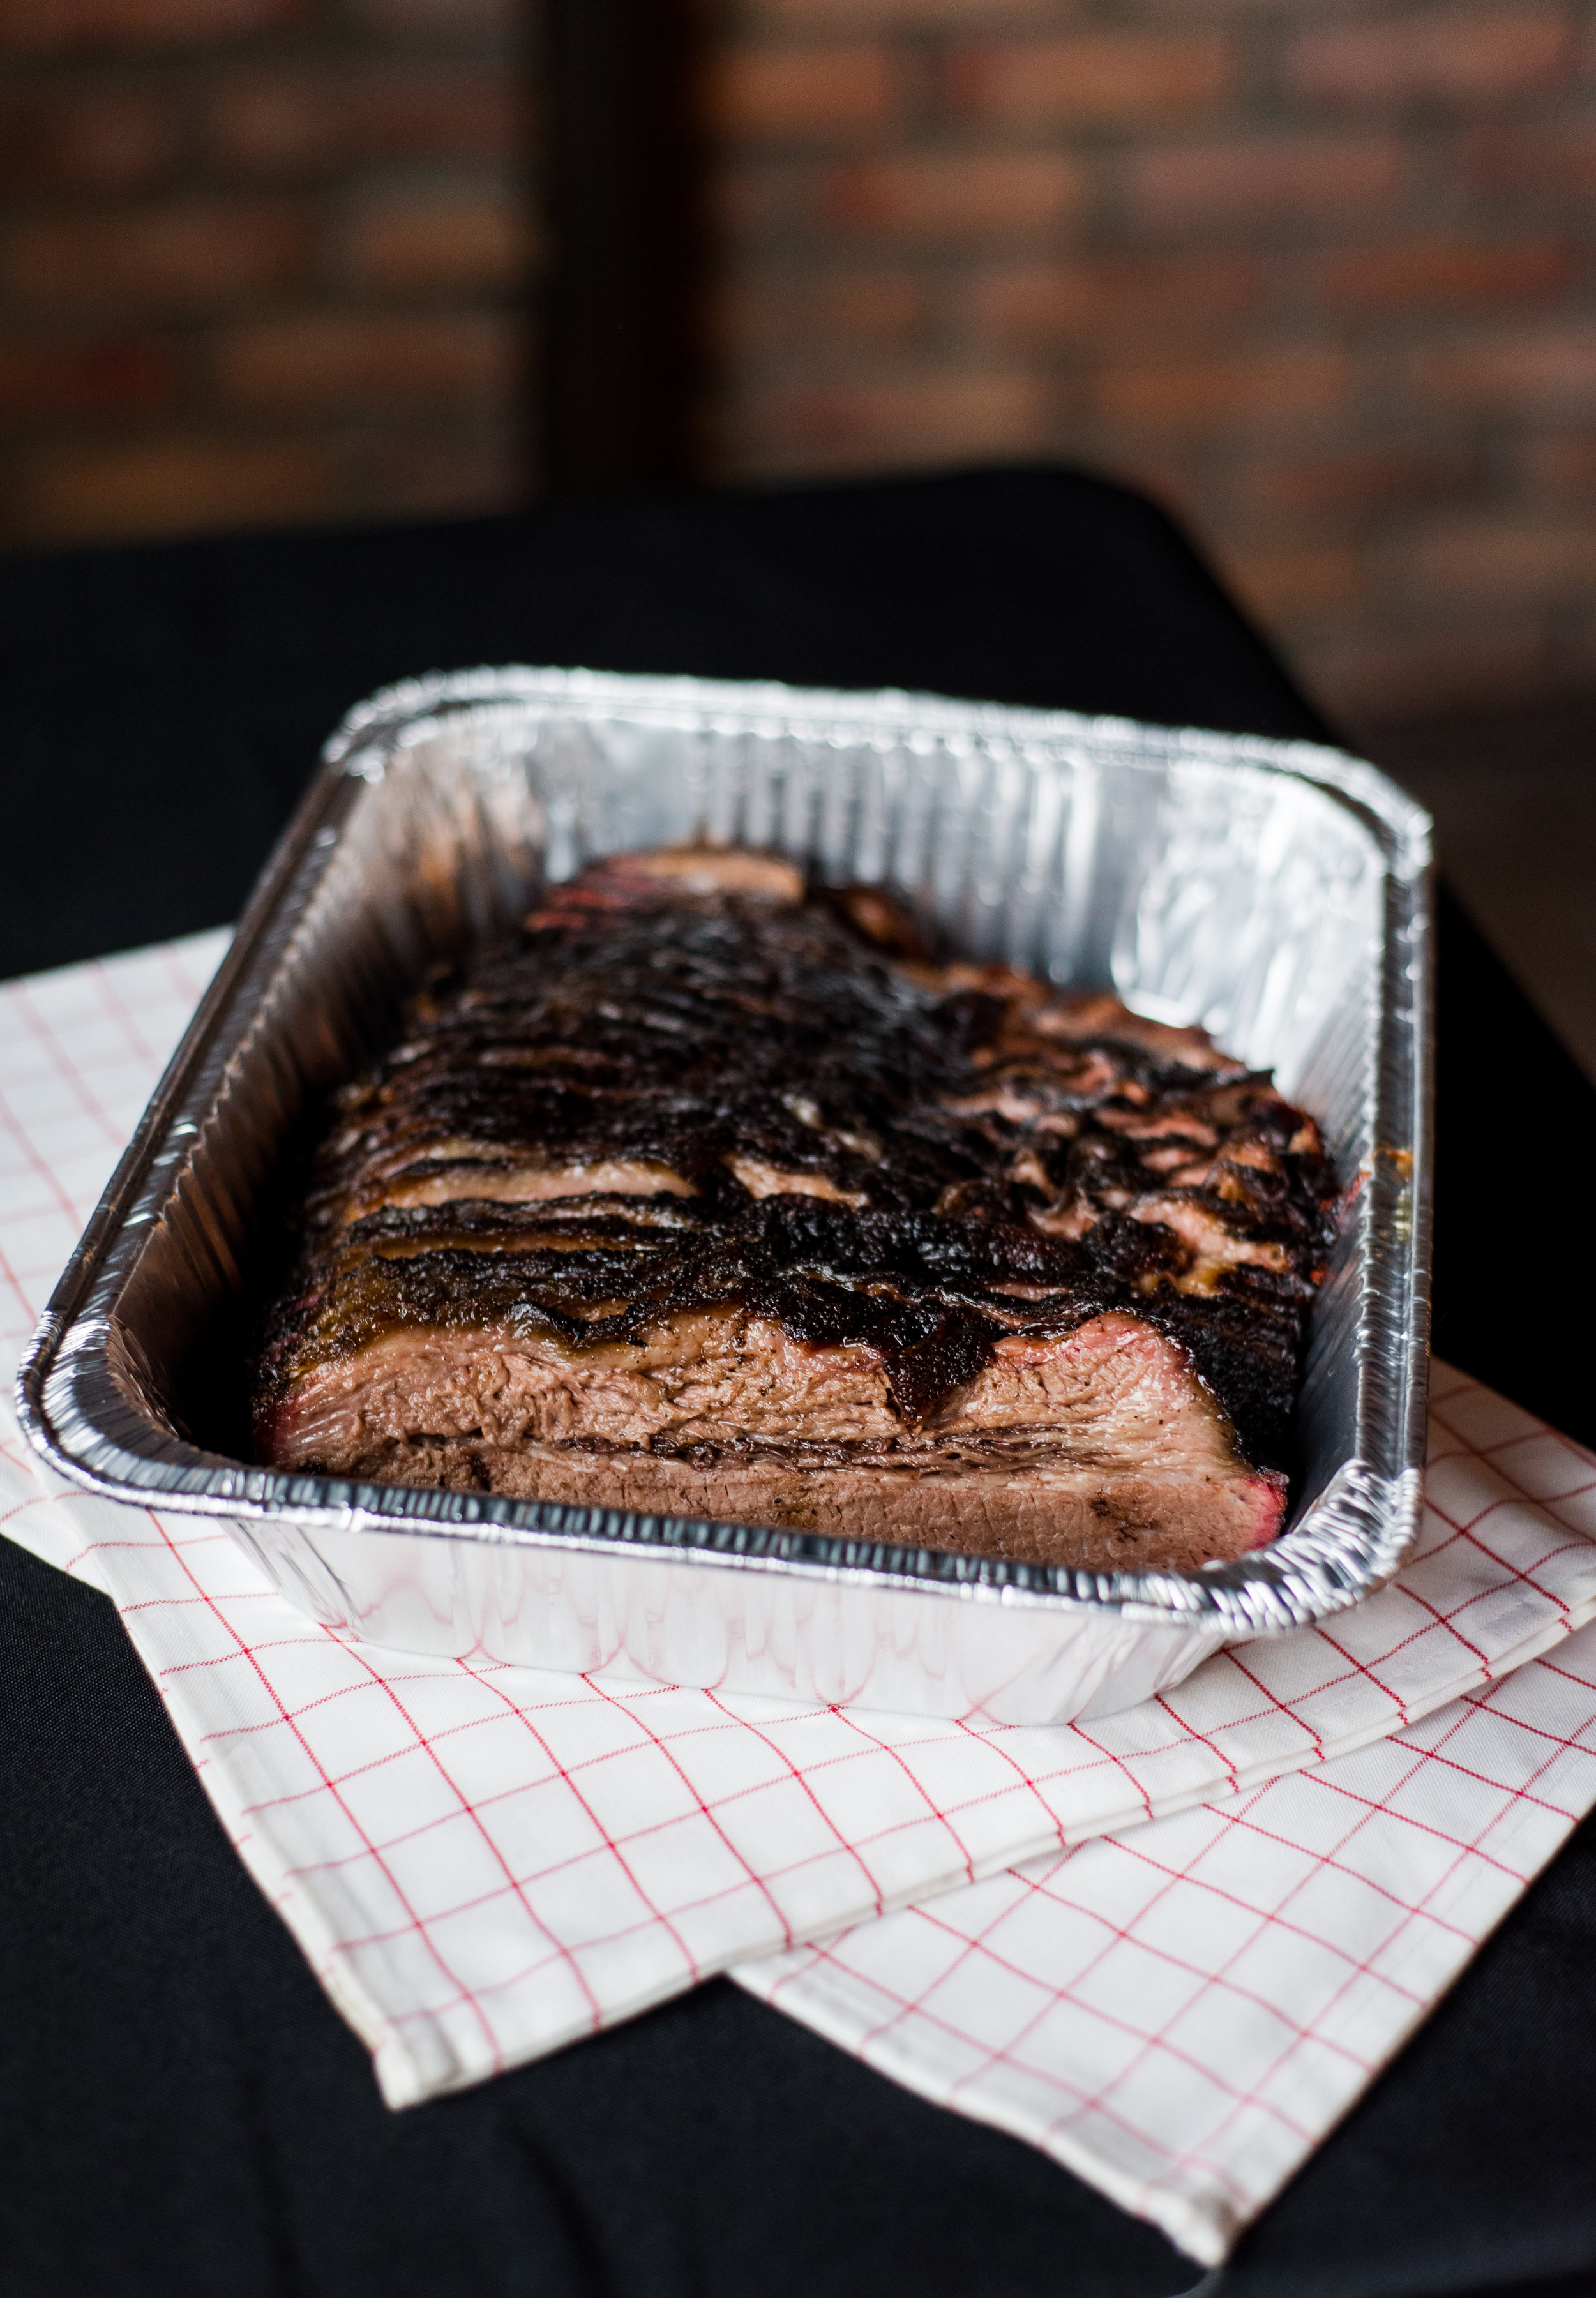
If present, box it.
[18,670,1433,1726]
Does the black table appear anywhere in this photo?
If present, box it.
[4,467,1593,2298]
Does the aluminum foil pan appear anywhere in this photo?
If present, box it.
[18,670,1432,1726]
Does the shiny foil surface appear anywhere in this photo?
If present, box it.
[17,670,1433,1724]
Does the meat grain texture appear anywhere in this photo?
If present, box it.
[254,848,1341,1573]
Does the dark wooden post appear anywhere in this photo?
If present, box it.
[541,0,706,495]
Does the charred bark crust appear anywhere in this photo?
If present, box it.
[255,852,1339,1474]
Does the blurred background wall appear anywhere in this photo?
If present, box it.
[4,0,1596,738]
[702,0,1596,728]
[0,0,534,544]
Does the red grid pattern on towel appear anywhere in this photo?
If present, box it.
[0,931,229,1360]
[737,1627,1596,2263]
[5,933,1596,2256]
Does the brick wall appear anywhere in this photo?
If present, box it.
[0,0,534,548]
[702,0,1596,720]
[8,0,1596,725]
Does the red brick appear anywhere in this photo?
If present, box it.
[944,33,1233,128]
[1406,324,1596,413]
[726,368,1058,480]
[971,253,1258,349]
[352,0,518,36]
[1242,446,1476,522]
[1388,513,1596,599]
[1299,624,1550,718]
[750,0,1062,26]
[704,45,898,142]
[340,182,538,294]
[0,0,304,53]
[0,336,176,423]
[4,201,313,312]
[216,310,521,411]
[726,368,1053,477]
[1464,119,1596,193]
[1520,430,1596,497]
[209,67,522,177]
[351,423,525,515]
[19,433,337,544]
[1286,11,1572,109]
[1124,137,1404,234]
[0,91,176,196]
[1219,539,1364,623]
[818,151,1084,242]
[1320,236,1573,310]
[712,270,930,359]
[1094,346,1351,433]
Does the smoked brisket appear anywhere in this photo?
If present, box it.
[253,846,1340,1572]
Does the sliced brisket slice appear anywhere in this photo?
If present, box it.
[254,846,1339,1572]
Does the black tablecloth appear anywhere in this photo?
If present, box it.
[3,466,1593,2298]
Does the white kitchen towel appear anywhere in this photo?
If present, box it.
[4,931,1596,2264]
[737,1603,1596,2264]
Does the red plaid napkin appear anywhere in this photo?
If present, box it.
[5,933,1596,2264]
